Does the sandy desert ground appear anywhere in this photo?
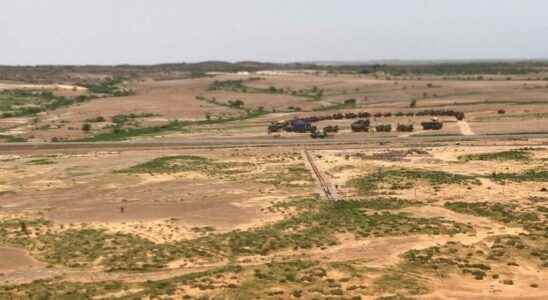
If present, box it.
[0,141,547,299]
[1,68,548,299]
[1,72,548,143]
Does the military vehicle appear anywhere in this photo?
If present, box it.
[397,124,414,132]
[351,119,370,132]
[323,125,339,133]
[376,124,392,132]
[311,129,328,139]
[421,119,443,130]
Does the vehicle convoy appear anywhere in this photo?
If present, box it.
[268,109,457,135]
[268,118,316,133]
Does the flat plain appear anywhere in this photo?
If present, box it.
[1,63,548,299]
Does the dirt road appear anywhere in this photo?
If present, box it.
[457,120,475,136]
[1,131,547,153]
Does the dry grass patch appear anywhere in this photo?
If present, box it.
[349,168,480,195]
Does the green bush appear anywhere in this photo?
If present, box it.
[350,168,480,194]
[444,202,539,225]
[459,150,531,162]
[489,169,548,183]
[410,99,417,108]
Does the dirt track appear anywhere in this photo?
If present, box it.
[457,120,475,135]
[304,149,337,200]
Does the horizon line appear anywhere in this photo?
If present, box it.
[2,58,548,68]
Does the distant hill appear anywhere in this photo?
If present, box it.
[1,60,548,84]
[306,59,548,66]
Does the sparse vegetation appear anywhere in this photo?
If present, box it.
[313,100,357,111]
[208,79,324,100]
[0,89,94,118]
[111,112,158,127]
[360,63,545,76]
[0,264,243,299]
[459,150,531,161]
[402,243,492,280]
[3,62,548,299]
[256,162,314,187]
[0,218,51,248]
[357,197,419,210]
[350,168,480,195]
[84,116,106,123]
[84,77,133,96]
[118,155,252,176]
[26,158,55,165]
[489,168,548,183]
[373,273,428,296]
[81,120,188,141]
[208,79,248,92]
[410,99,417,108]
[81,110,267,141]
[444,201,538,225]
[81,123,91,132]
[0,198,471,273]
[0,134,27,143]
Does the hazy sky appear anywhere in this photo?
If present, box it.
[1,0,547,65]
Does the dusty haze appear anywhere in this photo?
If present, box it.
[1,0,548,65]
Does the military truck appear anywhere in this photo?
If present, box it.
[323,125,339,133]
[397,124,414,132]
[351,119,370,132]
[421,119,443,130]
[311,129,328,139]
[376,124,392,132]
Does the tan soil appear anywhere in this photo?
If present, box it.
[1,71,548,298]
